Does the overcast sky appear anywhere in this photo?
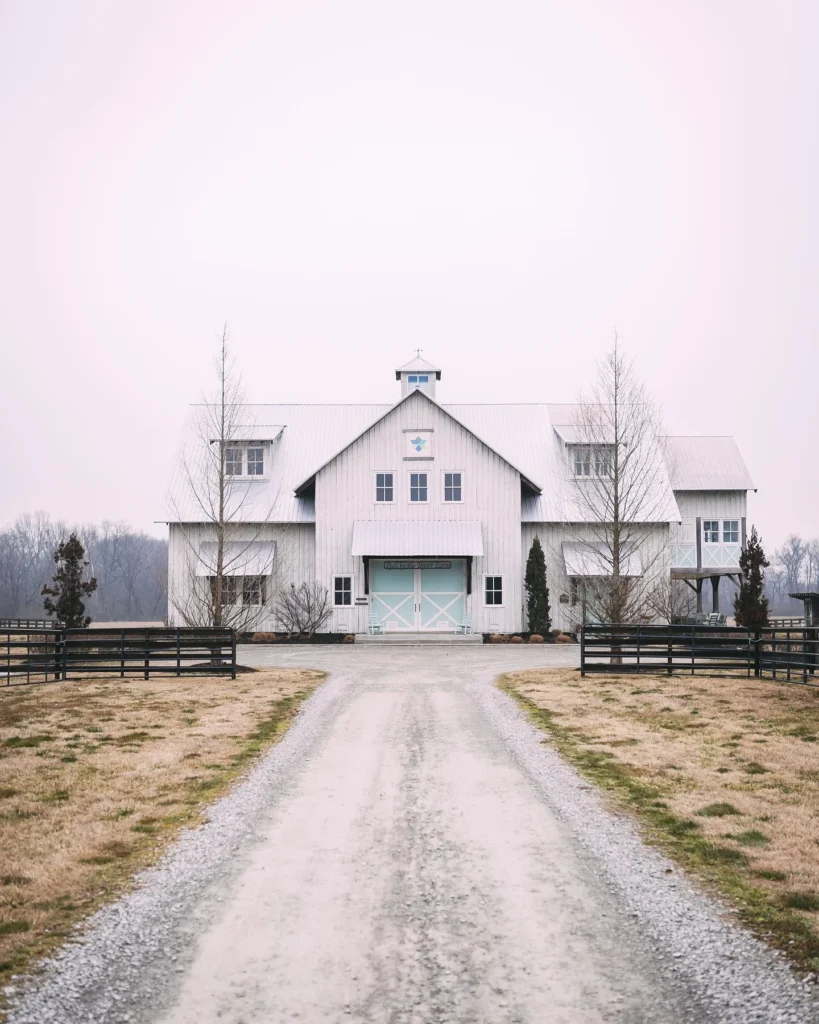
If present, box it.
[1,1,816,548]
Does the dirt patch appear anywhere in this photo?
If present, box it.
[501,668,819,972]
[0,668,323,1007]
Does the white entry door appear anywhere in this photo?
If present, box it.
[370,560,466,632]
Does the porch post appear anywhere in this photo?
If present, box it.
[696,578,703,614]
[711,575,720,614]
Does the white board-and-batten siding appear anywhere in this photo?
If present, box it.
[315,390,523,634]
[167,522,316,631]
[673,491,747,521]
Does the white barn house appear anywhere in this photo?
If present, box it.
[165,355,755,635]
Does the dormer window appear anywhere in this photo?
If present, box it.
[224,444,265,477]
[572,445,613,478]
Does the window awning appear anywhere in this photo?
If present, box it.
[351,521,483,557]
[562,542,642,578]
[195,541,276,576]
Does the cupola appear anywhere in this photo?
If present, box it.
[395,352,441,399]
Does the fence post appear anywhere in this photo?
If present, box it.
[231,630,237,681]
[144,630,150,680]
[61,631,67,681]
[120,630,125,679]
[753,629,761,678]
[667,627,673,676]
[580,626,586,677]
[176,628,181,677]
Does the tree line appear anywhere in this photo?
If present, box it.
[765,534,819,613]
[0,513,168,622]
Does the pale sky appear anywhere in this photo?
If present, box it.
[1,1,817,548]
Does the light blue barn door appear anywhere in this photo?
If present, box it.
[419,562,465,631]
[370,560,416,631]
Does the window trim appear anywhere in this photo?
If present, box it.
[408,470,429,503]
[246,446,265,477]
[442,470,464,504]
[332,574,354,607]
[722,519,740,544]
[703,519,720,545]
[374,470,395,504]
[483,574,504,607]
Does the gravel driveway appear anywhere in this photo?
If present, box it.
[8,647,816,1024]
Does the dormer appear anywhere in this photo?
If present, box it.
[396,353,441,399]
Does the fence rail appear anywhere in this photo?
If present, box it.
[581,623,818,685]
[2,627,237,684]
[0,617,62,629]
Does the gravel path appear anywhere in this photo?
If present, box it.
[7,647,817,1024]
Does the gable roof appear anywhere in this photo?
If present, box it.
[164,401,750,525]
[294,388,542,495]
[395,354,442,379]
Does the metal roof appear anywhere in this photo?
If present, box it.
[395,354,442,380]
[351,521,484,557]
[562,542,642,577]
[294,389,542,495]
[195,541,276,576]
[165,401,750,525]
[210,424,285,443]
[663,436,755,491]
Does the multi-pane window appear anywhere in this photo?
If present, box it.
[444,472,462,502]
[225,447,243,476]
[247,447,264,475]
[407,374,429,387]
[209,576,238,605]
[333,575,352,606]
[484,575,503,606]
[208,575,266,606]
[703,520,720,544]
[242,576,266,606]
[375,472,394,502]
[410,472,428,502]
[723,520,739,544]
[573,450,591,477]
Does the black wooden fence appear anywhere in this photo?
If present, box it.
[2,627,236,685]
[0,617,61,629]
[580,623,819,685]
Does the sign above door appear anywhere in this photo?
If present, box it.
[384,560,452,570]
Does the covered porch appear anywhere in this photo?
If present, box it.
[351,521,483,633]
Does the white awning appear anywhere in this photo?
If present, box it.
[562,542,642,578]
[195,541,276,576]
[351,521,483,557]
[553,424,615,445]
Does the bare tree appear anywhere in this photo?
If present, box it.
[649,577,697,624]
[169,324,279,631]
[273,582,332,638]
[775,534,806,611]
[563,339,673,624]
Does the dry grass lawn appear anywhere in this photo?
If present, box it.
[501,668,819,971]
[0,668,323,1008]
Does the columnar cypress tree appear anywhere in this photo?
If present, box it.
[524,535,552,635]
[42,534,98,628]
[734,526,769,630]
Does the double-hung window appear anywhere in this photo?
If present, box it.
[375,472,394,502]
[484,575,503,606]
[410,472,428,502]
[333,575,352,606]
[209,575,238,605]
[225,447,243,476]
[594,448,612,477]
[703,520,720,544]
[444,472,462,502]
[723,520,739,544]
[247,447,264,476]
